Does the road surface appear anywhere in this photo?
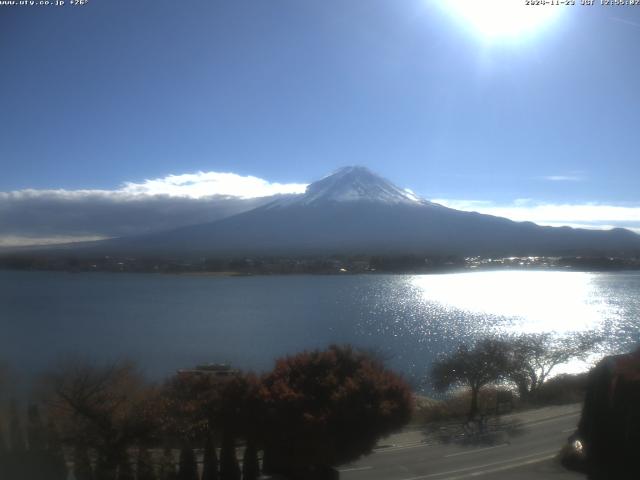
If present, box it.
[339,407,584,480]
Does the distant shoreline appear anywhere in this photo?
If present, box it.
[2,251,640,276]
[2,263,640,277]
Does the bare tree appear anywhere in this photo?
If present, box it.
[42,360,159,480]
[431,339,511,419]
[504,331,601,401]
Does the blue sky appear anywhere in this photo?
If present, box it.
[1,0,640,244]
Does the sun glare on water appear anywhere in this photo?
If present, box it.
[410,271,608,334]
[439,0,563,40]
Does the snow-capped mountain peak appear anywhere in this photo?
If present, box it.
[84,165,640,258]
[273,166,426,207]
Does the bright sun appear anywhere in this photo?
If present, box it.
[440,0,562,40]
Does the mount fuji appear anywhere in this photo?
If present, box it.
[91,166,640,258]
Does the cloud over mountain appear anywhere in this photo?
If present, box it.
[0,171,306,247]
[433,199,640,234]
[90,167,640,258]
[120,171,307,198]
[2,168,640,248]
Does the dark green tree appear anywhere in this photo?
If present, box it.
[219,433,240,480]
[157,447,176,480]
[161,370,257,480]
[73,444,94,480]
[9,401,26,453]
[161,370,260,480]
[0,419,7,453]
[572,348,640,478]
[241,440,259,480]
[117,451,134,480]
[25,405,48,480]
[27,404,46,452]
[6,401,26,480]
[95,454,117,480]
[136,446,156,480]
[201,435,219,480]
[45,419,68,480]
[215,375,260,480]
[0,418,9,480]
[177,446,198,480]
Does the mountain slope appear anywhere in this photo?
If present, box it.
[90,167,640,257]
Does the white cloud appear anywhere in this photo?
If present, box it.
[0,235,108,248]
[3,169,639,248]
[433,198,640,234]
[120,171,307,199]
[0,170,307,247]
[0,170,307,203]
[542,175,584,182]
[611,16,640,29]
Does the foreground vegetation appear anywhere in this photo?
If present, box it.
[0,333,609,479]
[414,374,588,426]
[429,332,600,419]
[0,345,413,480]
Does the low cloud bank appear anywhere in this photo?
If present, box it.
[0,190,270,247]
[433,199,640,235]
[2,169,639,248]
[0,171,306,247]
[121,171,307,199]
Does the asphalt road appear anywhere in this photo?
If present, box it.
[339,410,585,480]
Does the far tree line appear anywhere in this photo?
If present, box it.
[3,252,638,275]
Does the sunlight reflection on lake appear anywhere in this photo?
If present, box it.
[357,270,639,378]
[1,270,638,385]
[409,271,608,334]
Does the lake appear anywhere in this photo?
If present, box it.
[1,270,639,387]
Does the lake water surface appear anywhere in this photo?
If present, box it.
[1,270,639,386]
